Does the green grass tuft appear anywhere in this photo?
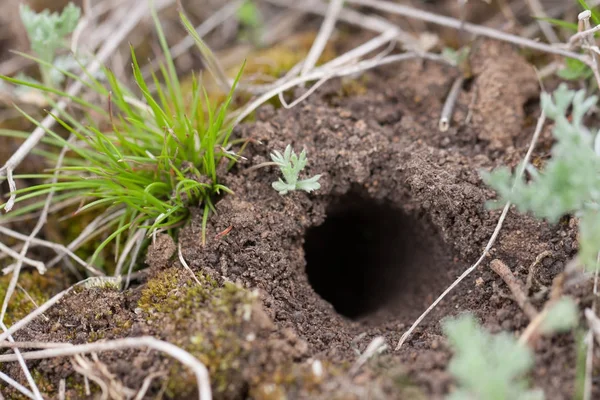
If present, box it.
[0,5,246,268]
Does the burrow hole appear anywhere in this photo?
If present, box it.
[303,190,451,320]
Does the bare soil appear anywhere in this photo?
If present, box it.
[2,36,596,400]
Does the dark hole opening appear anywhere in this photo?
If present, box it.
[304,190,447,320]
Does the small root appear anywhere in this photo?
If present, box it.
[490,259,539,321]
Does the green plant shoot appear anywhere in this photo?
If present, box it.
[270,145,322,195]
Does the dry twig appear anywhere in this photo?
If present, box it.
[439,75,464,132]
[490,259,539,321]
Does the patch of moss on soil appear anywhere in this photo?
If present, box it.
[0,268,67,325]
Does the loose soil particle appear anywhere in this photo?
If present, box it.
[3,40,597,399]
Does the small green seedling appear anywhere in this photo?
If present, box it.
[483,83,600,269]
[270,145,321,195]
[19,2,81,87]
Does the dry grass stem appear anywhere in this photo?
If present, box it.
[178,242,201,285]
[235,52,448,125]
[0,322,42,400]
[265,0,416,46]
[346,0,588,62]
[0,370,35,400]
[301,0,344,77]
[576,11,600,89]
[0,226,104,276]
[0,241,46,274]
[0,337,212,400]
[134,371,166,400]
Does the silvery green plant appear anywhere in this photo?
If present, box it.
[271,145,321,195]
[482,83,600,269]
[19,2,81,87]
[444,314,544,400]
[444,298,577,400]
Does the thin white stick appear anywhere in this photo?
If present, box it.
[134,371,165,400]
[234,52,448,125]
[264,0,415,46]
[58,379,66,400]
[396,110,547,350]
[568,24,600,47]
[586,308,600,340]
[83,376,90,396]
[178,242,201,285]
[0,371,35,400]
[278,35,393,109]
[0,242,46,274]
[316,29,400,73]
[0,341,72,349]
[345,0,589,63]
[439,76,464,132]
[0,226,104,276]
[0,322,43,400]
[265,28,397,101]
[0,337,211,400]
[0,289,70,343]
[301,0,344,77]
[0,0,173,211]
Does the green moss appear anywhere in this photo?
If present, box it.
[240,31,336,80]
[340,74,370,97]
[0,269,67,325]
[66,374,101,398]
[137,267,256,398]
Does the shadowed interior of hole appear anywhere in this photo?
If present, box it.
[303,190,446,320]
